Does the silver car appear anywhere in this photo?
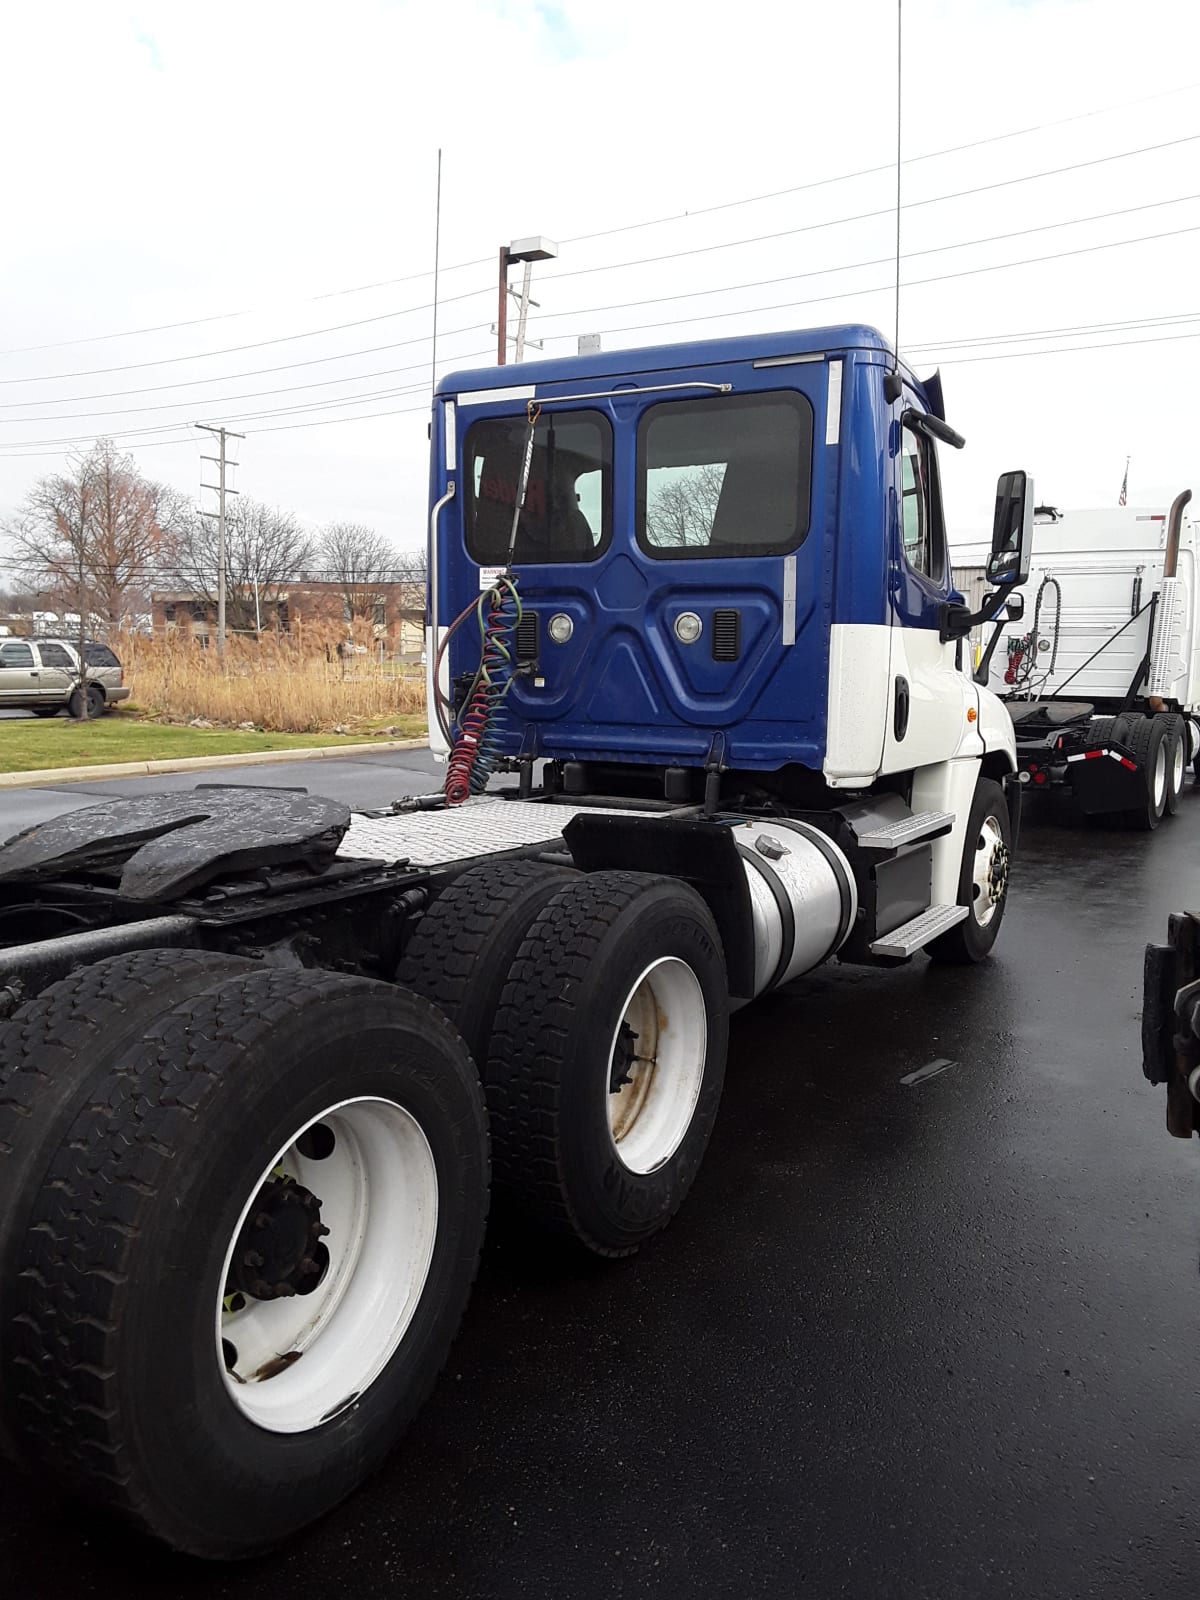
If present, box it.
[0,637,131,718]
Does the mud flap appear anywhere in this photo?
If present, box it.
[1065,743,1144,816]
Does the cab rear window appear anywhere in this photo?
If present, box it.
[636,390,813,559]
[464,410,611,566]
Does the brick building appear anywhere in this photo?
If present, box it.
[152,579,425,656]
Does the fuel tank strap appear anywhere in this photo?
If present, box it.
[735,842,795,994]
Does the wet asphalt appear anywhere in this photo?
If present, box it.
[1,770,1199,1598]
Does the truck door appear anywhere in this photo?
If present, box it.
[881,410,976,772]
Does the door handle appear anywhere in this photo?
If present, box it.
[894,676,910,741]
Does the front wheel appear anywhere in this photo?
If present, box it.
[928,777,1012,965]
[2,969,489,1559]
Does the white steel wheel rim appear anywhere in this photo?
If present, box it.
[215,1096,438,1434]
[1153,740,1168,809]
[605,957,706,1175]
[971,816,1006,928]
[1170,732,1185,796]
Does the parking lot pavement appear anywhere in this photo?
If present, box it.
[1,786,1200,1597]
[0,746,444,837]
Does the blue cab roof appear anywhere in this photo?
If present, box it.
[437,322,929,400]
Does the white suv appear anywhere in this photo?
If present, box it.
[0,638,131,718]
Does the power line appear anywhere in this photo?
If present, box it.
[10,185,1181,440]
[11,75,1194,359]
[559,79,1200,248]
[0,381,437,453]
[526,194,1200,327]
[3,313,1200,465]
[530,221,1200,348]
[0,287,492,387]
[539,131,1200,284]
[924,326,1200,366]
[0,349,495,426]
[0,337,493,413]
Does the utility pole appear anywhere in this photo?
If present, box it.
[194,423,244,656]
[493,236,558,365]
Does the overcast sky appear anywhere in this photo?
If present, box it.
[0,0,1197,566]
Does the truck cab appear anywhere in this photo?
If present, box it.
[429,323,1027,922]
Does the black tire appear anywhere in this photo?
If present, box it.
[487,871,729,1257]
[1,968,489,1559]
[928,777,1012,965]
[0,947,260,1464]
[67,683,105,720]
[30,706,60,718]
[395,859,576,1066]
[1112,713,1168,830]
[1160,714,1186,815]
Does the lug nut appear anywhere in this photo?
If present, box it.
[254,1213,271,1231]
[300,1256,318,1275]
[242,1250,264,1269]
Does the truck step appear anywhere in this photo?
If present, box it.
[856,810,955,850]
[869,903,968,958]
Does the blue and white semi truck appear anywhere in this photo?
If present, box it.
[0,323,1033,1556]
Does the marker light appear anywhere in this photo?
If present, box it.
[547,613,574,644]
[674,612,703,645]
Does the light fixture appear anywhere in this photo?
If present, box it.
[547,613,574,644]
[674,612,703,645]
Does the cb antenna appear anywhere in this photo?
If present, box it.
[431,147,443,402]
[885,0,904,405]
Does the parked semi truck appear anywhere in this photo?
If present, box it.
[980,492,1197,829]
[0,324,1032,1557]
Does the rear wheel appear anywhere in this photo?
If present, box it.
[1,968,488,1558]
[0,948,260,1463]
[487,871,729,1256]
[1113,714,1168,830]
[1162,714,1186,814]
[395,859,576,1066]
[928,777,1012,965]
[67,683,105,719]
[31,706,60,718]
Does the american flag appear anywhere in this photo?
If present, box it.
[1119,456,1129,507]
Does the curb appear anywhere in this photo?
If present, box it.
[0,737,429,791]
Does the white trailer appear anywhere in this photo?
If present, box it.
[979,491,1198,828]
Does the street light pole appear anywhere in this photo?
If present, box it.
[494,237,558,366]
[496,245,510,366]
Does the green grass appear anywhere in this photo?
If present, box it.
[0,712,427,774]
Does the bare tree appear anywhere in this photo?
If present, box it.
[645,464,726,548]
[4,440,180,636]
[318,522,398,623]
[163,498,317,634]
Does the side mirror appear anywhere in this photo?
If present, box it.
[1005,595,1025,622]
[986,470,1034,588]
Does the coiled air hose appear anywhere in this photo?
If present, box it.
[443,575,523,806]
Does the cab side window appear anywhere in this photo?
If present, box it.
[0,642,34,669]
[899,423,945,585]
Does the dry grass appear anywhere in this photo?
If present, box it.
[117,628,426,734]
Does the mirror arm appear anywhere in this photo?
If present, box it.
[939,586,1011,645]
[973,609,1011,686]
